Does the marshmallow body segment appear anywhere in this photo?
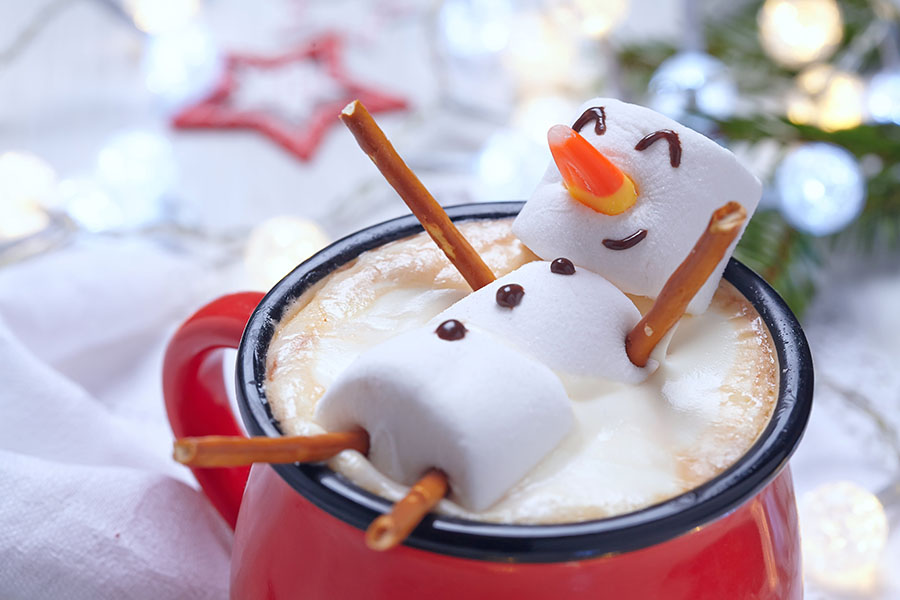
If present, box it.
[433,261,652,384]
[314,327,573,511]
[513,98,761,314]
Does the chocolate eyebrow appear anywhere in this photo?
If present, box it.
[634,129,681,168]
[572,106,606,136]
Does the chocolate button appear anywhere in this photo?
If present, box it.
[495,284,525,308]
[436,319,466,341]
[550,258,575,275]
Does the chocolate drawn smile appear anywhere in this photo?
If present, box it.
[602,229,648,250]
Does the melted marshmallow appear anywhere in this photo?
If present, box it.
[431,261,652,384]
[513,97,762,314]
[314,326,574,511]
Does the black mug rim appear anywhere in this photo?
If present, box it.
[235,201,814,563]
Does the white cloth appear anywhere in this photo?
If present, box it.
[0,237,234,599]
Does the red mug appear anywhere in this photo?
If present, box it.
[163,202,813,599]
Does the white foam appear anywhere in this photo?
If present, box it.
[513,97,761,314]
[314,326,574,511]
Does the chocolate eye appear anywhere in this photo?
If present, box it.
[435,319,466,341]
[634,129,682,168]
[550,258,576,275]
[572,107,606,136]
[495,284,525,308]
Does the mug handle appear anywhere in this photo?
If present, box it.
[162,292,266,529]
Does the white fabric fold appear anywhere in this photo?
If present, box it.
[0,452,231,600]
[0,238,234,599]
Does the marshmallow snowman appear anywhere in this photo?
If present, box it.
[315,324,574,511]
[313,97,760,515]
[431,260,652,384]
[513,98,761,314]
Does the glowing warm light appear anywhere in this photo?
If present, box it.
[0,152,55,241]
[244,217,331,291]
[512,95,580,144]
[502,13,578,93]
[758,0,843,69]
[800,481,888,593]
[126,0,200,35]
[787,64,865,131]
[549,0,629,39]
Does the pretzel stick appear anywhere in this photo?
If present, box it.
[625,202,747,367]
[365,468,449,551]
[173,430,369,467]
[340,100,496,291]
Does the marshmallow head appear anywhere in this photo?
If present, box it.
[314,326,573,511]
[432,260,652,384]
[513,98,761,314]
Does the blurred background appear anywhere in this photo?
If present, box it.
[0,0,898,598]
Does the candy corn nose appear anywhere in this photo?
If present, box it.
[548,125,638,215]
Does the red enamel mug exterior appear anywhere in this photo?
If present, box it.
[163,202,813,599]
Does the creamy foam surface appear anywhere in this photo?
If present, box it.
[265,219,778,524]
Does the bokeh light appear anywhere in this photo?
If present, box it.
[126,0,200,35]
[867,69,900,125]
[474,129,548,203]
[648,51,737,120]
[549,0,629,39]
[59,178,121,233]
[502,12,578,93]
[758,0,843,69]
[143,24,222,108]
[59,131,180,232]
[0,152,55,241]
[437,0,514,58]
[244,217,331,291]
[801,481,888,593]
[96,131,176,203]
[776,142,865,236]
[787,64,865,131]
[512,95,581,145]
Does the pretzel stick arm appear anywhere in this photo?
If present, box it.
[340,100,495,291]
[365,468,449,551]
[173,430,370,467]
[626,202,747,367]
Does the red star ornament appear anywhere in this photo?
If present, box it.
[172,34,408,161]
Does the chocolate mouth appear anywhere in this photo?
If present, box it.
[602,229,648,250]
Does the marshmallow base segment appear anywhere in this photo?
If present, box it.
[433,261,653,384]
[513,97,762,314]
[313,328,574,512]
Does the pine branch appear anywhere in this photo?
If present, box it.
[837,168,900,252]
[614,0,900,317]
[735,210,821,318]
[718,116,900,255]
